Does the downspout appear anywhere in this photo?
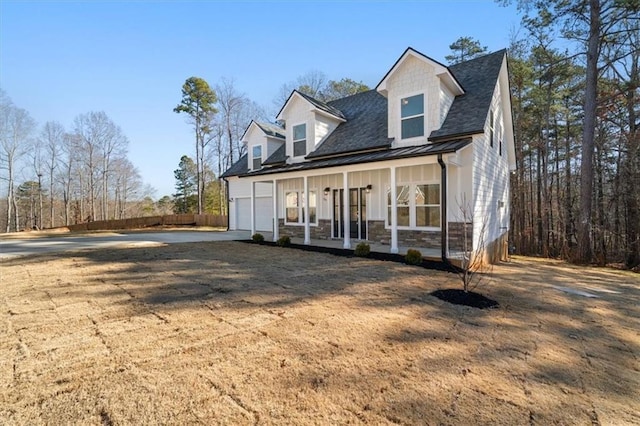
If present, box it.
[437,154,448,263]
[222,177,230,231]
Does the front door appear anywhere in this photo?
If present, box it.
[333,188,367,239]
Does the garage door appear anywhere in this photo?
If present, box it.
[236,197,273,231]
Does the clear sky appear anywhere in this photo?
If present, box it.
[1,0,523,198]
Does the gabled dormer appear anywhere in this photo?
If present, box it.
[276,90,346,163]
[376,47,464,148]
[241,120,285,171]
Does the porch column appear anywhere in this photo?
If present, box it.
[272,179,279,242]
[342,171,351,249]
[250,181,256,236]
[303,176,310,245]
[390,166,398,253]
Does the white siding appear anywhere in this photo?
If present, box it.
[282,96,315,163]
[384,55,441,146]
[314,113,340,147]
[472,82,510,251]
[439,81,455,128]
[266,138,284,159]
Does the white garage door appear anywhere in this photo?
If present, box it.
[236,197,273,231]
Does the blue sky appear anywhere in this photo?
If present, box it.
[1,1,523,198]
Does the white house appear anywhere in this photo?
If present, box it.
[222,47,515,262]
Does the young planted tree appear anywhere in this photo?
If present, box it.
[454,194,493,293]
[174,77,218,215]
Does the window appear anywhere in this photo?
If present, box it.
[252,145,262,170]
[401,94,424,139]
[293,124,306,157]
[415,184,440,227]
[387,183,440,228]
[286,192,299,223]
[489,109,494,148]
[285,190,317,225]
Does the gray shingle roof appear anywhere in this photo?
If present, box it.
[295,90,346,120]
[262,143,286,165]
[306,90,391,159]
[429,49,506,141]
[223,48,506,179]
[220,154,248,178]
[236,138,471,178]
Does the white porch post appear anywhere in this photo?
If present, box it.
[272,179,279,242]
[303,176,310,245]
[343,171,351,249]
[250,181,256,236]
[390,166,398,254]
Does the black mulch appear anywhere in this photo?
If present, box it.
[430,289,499,309]
[238,240,461,273]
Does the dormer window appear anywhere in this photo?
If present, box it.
[252,145,262,170]
[293,123,306,157]
[401,94,424,139]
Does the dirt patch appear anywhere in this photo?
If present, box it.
[1,245,638,425]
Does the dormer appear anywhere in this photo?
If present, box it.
[376,48,464,148]
[241,120,285,171]
[276,90,346,163]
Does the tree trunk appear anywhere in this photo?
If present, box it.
[576,0,600,263]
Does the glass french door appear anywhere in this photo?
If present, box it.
[333,188,367,239]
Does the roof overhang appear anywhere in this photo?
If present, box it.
[276,90,345,122]
[376,47,465,97]
[237,139,472,178]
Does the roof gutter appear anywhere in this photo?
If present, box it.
[437,154,448,263]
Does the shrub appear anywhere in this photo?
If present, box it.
[354,242,370,257]
[405,249,423,265]
[277,235,291,247]
[251,233,265,243]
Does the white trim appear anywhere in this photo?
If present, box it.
[250,181,256,236]
[386,180,441,231]
[251,143,263,171]
[376,48,464,96]
[272,179,279,241]
[283,188,318,226]
[245,154,441,183]
[342,171,350,249]
[398,91,427,142]
[303,176,310,244]
[390,166,398,253]
[291,122,307,158]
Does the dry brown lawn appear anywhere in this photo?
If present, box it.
[1,241,639,425]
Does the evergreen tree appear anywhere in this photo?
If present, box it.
[445,37,488,64]
[173,155,197,214]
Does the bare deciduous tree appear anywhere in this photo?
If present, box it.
[0,91,35,232]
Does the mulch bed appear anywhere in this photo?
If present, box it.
[239,239,461,273]
[430,289,499,309]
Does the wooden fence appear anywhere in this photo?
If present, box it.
[65,214,228,232]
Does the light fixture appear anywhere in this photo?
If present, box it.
[365,184,372,194]
[324,187,330,196]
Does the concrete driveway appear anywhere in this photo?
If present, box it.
[0,230,251,259]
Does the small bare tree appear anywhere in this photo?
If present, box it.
[455,194,493,293]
